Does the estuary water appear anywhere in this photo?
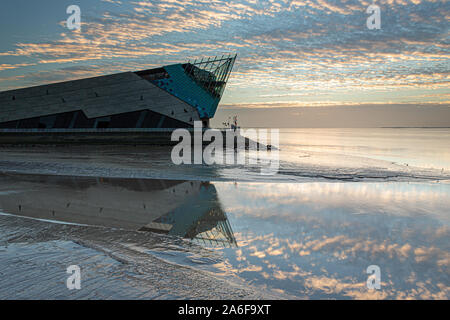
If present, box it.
[0,128,449,182]
[0,128,448,299]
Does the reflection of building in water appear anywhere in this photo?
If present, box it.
[0,173,236,247]
[142,195,236,247]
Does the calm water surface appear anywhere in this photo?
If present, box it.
[0,128,449,299]
[213,181,449,299]
[0,174,448,299]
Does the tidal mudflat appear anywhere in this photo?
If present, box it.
[0,128,449,299]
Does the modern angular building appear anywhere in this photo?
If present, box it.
[0,55,236,132]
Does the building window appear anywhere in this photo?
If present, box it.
[95,116,111,128]
[38,115,57,129]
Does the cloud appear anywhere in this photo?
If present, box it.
[0,63,35,71]
[0,0,448,109]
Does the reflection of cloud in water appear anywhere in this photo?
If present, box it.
[1,173,448,299]
[215,181,450,299]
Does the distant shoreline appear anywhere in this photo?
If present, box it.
[212,126,450,129]
[380,127,450,129]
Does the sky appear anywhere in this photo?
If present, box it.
[0,0,448,127]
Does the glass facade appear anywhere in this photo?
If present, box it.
[141,54,237,119]
[183,54,236,99]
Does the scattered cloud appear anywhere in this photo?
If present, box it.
[0,0,448,109]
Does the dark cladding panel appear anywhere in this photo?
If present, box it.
[141,110,164,128]
[0,120,18,129]
[161,116,191,128]
[109,110,141,128]
[17,117,40,129]
[0,71,202,127]
[53,111,77,128]
[0,108,192,129]
[38,114,57,129]
[135,68,169,82]
[73,111,96,128]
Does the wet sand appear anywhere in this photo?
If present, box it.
[0,213,269,300]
